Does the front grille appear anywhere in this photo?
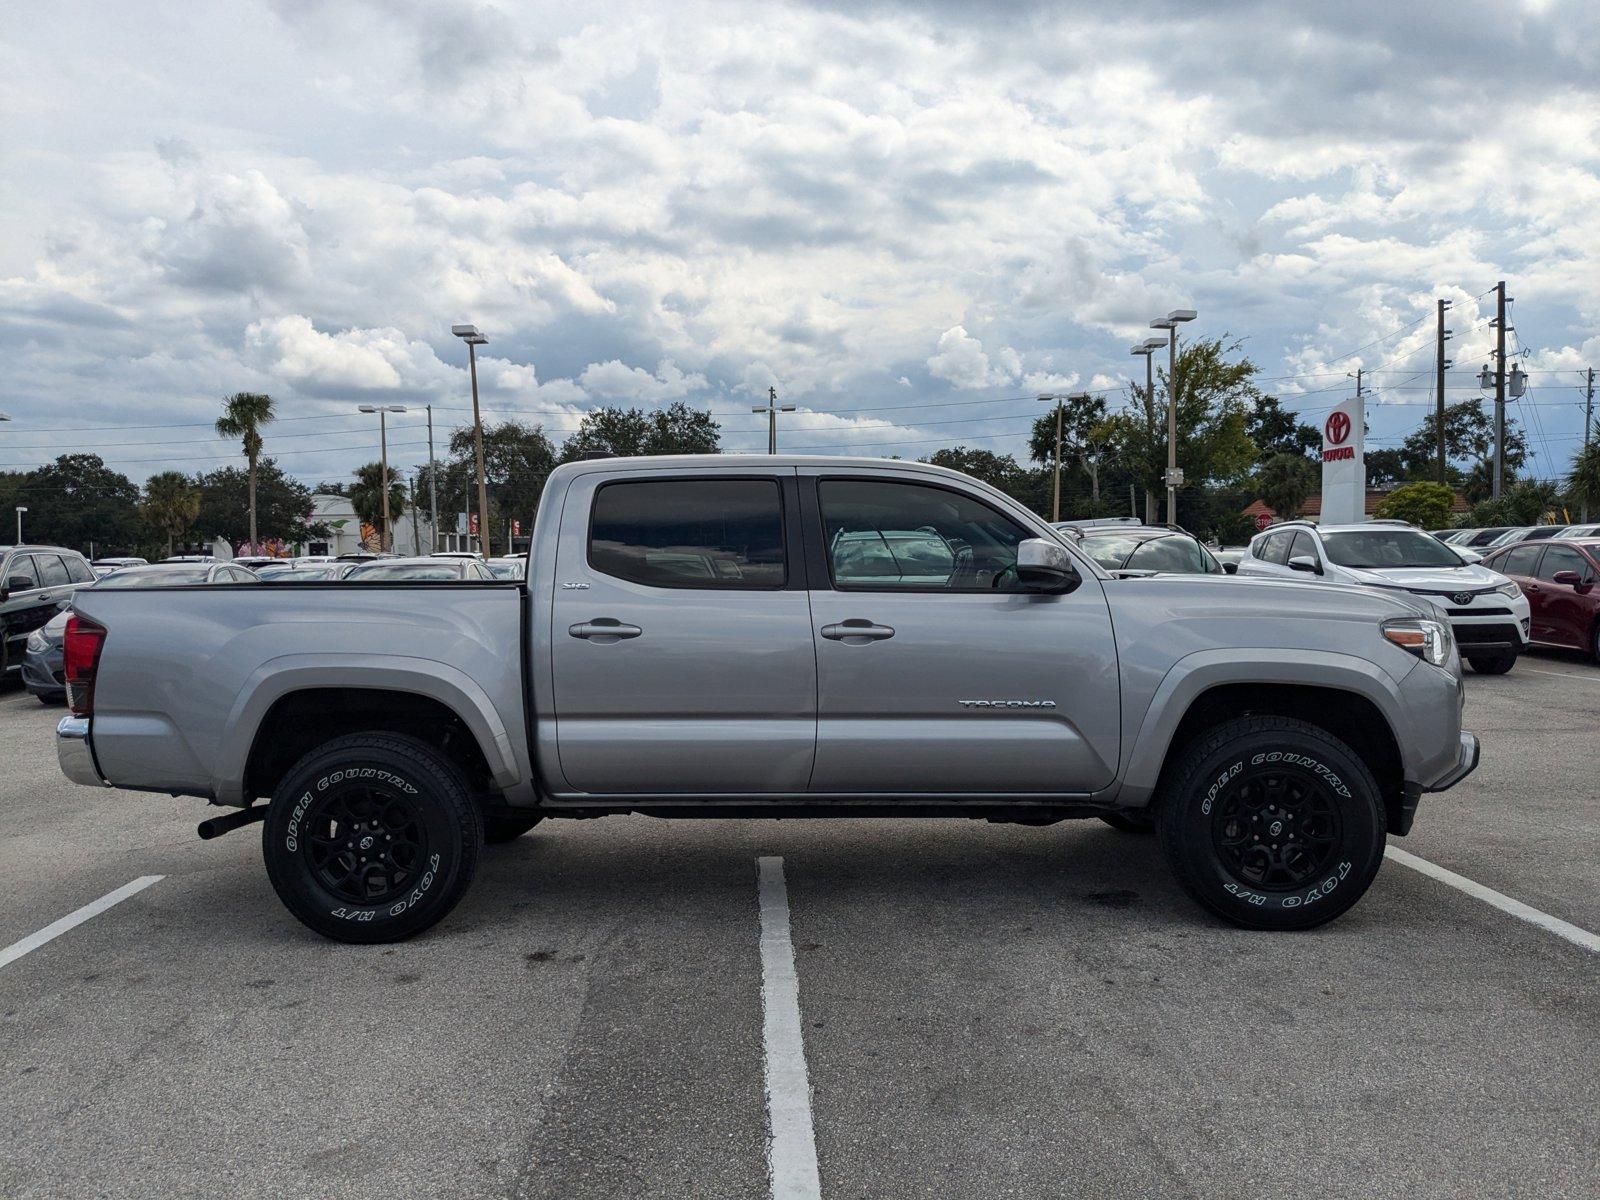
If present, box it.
[1453,622,1521,647]
[1446,606,1513,617]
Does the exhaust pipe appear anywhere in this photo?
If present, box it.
[197,805,266,841]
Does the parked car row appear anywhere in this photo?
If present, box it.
[6,547,520,704]
[1434,523,1600,549]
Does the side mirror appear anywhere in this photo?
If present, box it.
[1016,537,1080,593]
[1287,555,1321,575]
[1223,562,1238,575]
[1551,570,1582,586]
[5,574,34,595]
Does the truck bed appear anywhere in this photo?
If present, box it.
[71,581,530,805]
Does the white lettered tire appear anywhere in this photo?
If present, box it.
[1157,716,1386,931]
[263,733,483,944]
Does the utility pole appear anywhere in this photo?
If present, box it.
[1493,280,1508,500]
[426,404,439,551]
[1037,393,1066,522]
[1584,367,1596,522]
[358,405,406,551]
[752,386,795,454]
[1435,299,1453,483]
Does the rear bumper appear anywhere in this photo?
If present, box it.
[57,716,108,787]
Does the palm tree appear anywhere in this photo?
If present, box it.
[1567,440,1600,523]
[349,461,407,550]
[214,392,276,550]
[141,471,201,558]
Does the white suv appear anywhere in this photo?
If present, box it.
[1238,520,1531,674]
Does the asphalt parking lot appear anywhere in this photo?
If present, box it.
[2,655,1597,1199]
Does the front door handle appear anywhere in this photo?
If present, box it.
[820,619,895,644]
[569,618,643,643]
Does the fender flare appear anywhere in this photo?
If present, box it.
[211,653,522,805]
[1116,648,1410,806]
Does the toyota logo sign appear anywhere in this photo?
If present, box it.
[1325,411,1352,446]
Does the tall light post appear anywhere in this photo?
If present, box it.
[1149,308,1197,524]
[452,324,492,556]
[15,505,27,543]
[1129,338,1164,521]
[752,386,795,454]
[358,404,407,551]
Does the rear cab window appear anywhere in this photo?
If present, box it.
[589,478,786,589]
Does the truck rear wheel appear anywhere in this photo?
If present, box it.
[262,733,483,944]
[1156,716,1386,931]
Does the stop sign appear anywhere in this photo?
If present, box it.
[1254,511,1273,532]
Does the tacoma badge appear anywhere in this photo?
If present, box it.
[957,699,1058,708]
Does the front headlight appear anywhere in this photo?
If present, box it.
[26,630,48,653]
[1383,617,1452,666]
[1496,580,1522,599]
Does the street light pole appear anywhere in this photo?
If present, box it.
[16,506,27,543]
[1130,338,1165,521]
[1492,281,1508,500]
[1149,308,1197,525]
[752,386,796,453]
[358,405,407,551]
[452,325,492,556]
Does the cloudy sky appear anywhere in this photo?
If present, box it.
[3,0,1598,490]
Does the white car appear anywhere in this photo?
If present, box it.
[1237,520,1530,674]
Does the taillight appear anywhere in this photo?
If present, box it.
[64,615,107,717]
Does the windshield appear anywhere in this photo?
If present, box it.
[346,563,462,581]
[1321,530,1466,569]
[94,567,210,587]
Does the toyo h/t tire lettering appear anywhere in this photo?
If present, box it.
[1156,716,1386,931]
[263,733,483,944]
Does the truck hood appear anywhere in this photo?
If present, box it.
[1339,562,1506,594]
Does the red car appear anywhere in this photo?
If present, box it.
[1482,537,1600,661]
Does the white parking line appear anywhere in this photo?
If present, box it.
[1520,667,1600,684]
[1386,847,1599,954]
[0,876,164,972]
[757,856,822,1200]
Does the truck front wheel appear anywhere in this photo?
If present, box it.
[263,733,483,944]
[1156,716,1386,931]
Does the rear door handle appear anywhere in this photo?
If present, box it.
[568,618,642,642]
[820,619,895,643]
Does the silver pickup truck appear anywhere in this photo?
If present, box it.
[55,455,1478,942]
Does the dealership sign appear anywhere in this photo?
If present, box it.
[1319,395,1366,524]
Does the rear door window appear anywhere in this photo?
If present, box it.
[36,554,72,588]
[589,478,786,590]
[1258,530,1292,564]
[1497,543,1541,577]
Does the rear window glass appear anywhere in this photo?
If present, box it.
[94,567,209,587]
[589,479,785,589]
[346,563,463,581]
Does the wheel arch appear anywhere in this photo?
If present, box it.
[1120,651,1410,834]
[218,655,524,806]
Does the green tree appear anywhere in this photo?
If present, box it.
[1102,336,1259,522]
[1254,452,1318,523]
[1365,447,1409,489]
[446,421,559,551]
[922,447,1029,494]
[1399,400,1527,500]
[14,454,143,553]
[194,459,319,547]
[214,392,277,550]
[1246,395,1321,459]
[1374,481,1457,529]
[1566,439,1600,522]
[349,462,407,550]
[560,402,721,461]
[141,471,202,557]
